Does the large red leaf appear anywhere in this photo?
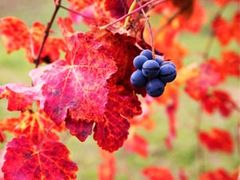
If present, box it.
[199,128,233,153]
[30,31,118,125]
[2,136,78,180]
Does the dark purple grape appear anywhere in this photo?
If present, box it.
[130,70,147,87]
[140,49,153,59]
[158,63,177,83]
[155,56,164,66]
[133,55,148,69]
[161,61,176,68]
[146,78,165,97]
[142,60,160,78]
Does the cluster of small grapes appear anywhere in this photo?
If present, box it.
[130,49,177,97]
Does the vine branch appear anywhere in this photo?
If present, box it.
[34,0,62,68]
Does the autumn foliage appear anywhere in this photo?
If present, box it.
[0,0,239,179]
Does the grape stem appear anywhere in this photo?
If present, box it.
[99,0,166,30]
[137,0,155,59]
[34,0,62,68]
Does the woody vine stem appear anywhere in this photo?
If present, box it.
[34,0,62,68]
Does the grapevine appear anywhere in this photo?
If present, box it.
[0,0,239,179]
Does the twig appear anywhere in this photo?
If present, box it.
[99,0,166,30]
[137,0,155,58]
[34,0,62,68]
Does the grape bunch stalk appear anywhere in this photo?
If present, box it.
[130,49,177,97]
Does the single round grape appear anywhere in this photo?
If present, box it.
[158,63,177,83]
[155,56,164,66]
[140,49,153,59]
[161,61,176,68]
[133,55,148,69]
[130,70,148,87]
[146,78,165,97]
[142,60,160,78]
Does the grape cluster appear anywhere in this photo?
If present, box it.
[130,49,177,97]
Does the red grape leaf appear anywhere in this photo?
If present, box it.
[2,136,78,180]
[199,128,233,153]
[124,133,148,158]
[212,16,232,45]
[232,11,240,43]
[57,17,75,36]
[0,17,66,63]
[201,90,237,117]
[104,0,132,18]
[142,166,174,180]
[65,115,94,142]
[30,31,118,125]
[30,22,66,63]
[0,84,40,111]
[185,59,224,100]
[0,110,62,144]
[98,150,116,180]
[0,17,30,52]
[93,111,130,152]
[92,32,142,151]
[200,168,235,180]
[221,51,240,77]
